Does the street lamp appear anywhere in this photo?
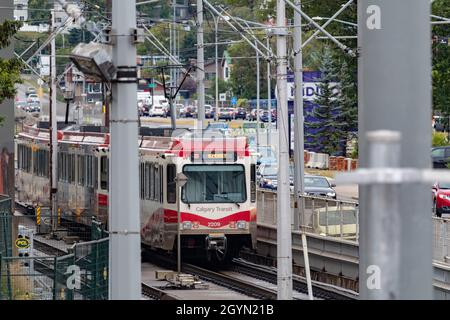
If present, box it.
[174,172,188,273]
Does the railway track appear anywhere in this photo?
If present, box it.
[141,283,179,300]
[182,263,280,300]
[232,258,358,300]
[33,239,68,256]
[142,252,298,300]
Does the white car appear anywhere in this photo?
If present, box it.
[27,94,40,104]
[149,105,165,117]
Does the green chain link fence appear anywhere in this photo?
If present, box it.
[0,196,109,300]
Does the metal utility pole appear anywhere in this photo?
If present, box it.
[276,0,293,300]
[196,0,205,128]
[267,38,272,146]
[256,43,260,149]
[358,0,432,299]
[109,0,141,300]
[49,8,58,232]
[293,0,313,300]
[214,15,219,122]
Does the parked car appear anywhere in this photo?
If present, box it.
[247,109,258,121]
[432,182,450,217]
[25,87,36,97]
[234,107,247,120]
[15,101,28,111]
[27,102,41,113]
[137,100,147,116]
[182,105,197,118]
[431,146,450,168]
[304,175,337,199]
[218,107,235,121]
[205,105,215,119]
[260,110,276,122]
[27,94,40,104]
[257,164,294,190]
[149,105,165,117]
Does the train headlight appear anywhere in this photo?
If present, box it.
[182,221,192,230]
[236,221,247,229]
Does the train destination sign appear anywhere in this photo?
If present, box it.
[191,151,236,162]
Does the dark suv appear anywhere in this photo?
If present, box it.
[431,146,450,168]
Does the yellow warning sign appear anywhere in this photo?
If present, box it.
[15,238,30,249]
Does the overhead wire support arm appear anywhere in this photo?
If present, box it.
[216,5,271,55]
[300,0,354,50]
[202,0,271,61]
[283,0,356,57]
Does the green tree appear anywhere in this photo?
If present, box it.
[227,42,269,99]
[0,20,23,125]
[309,48,343,155]
[28,0,51,25]
[335,58,358,154]
[432,0,450,117]
[206,77,229,98]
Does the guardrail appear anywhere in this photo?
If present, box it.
[258,189,450,266]
[257,189,359,242]
[434,217,450,264]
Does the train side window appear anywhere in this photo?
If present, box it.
[144,162,150,199]
[100,156,109,190]
[58,153,62,181]
[139,162,141,199]
[160,165,163,203]
[167,164,176,204]
[251,164,256,202]
[85,156,91,187]
[94,156,98,189]
[78,155,84,186]
[32,149,37,175]
[44,150,49,178]
[150,163,156,200]
[154,165,160,202]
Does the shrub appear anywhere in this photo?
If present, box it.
[432,132,448,147]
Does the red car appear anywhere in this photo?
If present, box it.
[432,182,450,217]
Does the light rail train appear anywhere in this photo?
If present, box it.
[15,125,257,261]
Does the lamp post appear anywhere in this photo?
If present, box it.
[174,172,188,273]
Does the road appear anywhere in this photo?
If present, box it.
[16,75,104,124]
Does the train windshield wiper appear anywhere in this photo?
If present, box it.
[215,194,241,208]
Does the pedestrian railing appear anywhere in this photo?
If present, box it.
[257,188,359,242]
[433,217,450,264]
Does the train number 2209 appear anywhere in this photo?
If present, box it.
[207,221,221,227]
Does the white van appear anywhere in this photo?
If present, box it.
[149,95,169,117]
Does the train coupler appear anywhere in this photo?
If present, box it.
[205,234,227,253]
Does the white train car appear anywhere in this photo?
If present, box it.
[15,126,257,261]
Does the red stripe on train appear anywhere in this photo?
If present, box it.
[163,209,250,227]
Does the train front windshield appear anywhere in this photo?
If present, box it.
[182,164,246,204]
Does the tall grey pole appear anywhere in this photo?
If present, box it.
[50,8,58,231]
[276,0,293,300]
[196,0,205,128]
[109,0,141,300]
[358,1,432,299]
[267,38,272,146]
[293,0,313,300]
[256,44,260,149]
[293,0,304,230]
[215,16,219,122]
